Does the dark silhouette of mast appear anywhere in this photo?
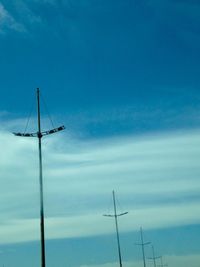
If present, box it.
[135,227,151,267]
[148,245,161,267]
[103,190,128,267]
[13,88,65,267]
[37,88,46,267]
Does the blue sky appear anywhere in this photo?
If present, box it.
[0,0,200,267]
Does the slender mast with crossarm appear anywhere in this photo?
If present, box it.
[148,245,161,267]
[158,256,168,267]
[103,190,128,267]
[13,88,65,267]
[135,227,151,267]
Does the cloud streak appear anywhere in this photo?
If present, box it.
[0,117,199,244]
[1,0,200,43]
[0,3,26,33]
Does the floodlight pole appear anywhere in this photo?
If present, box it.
[135,227,151,267]
[37,88,46,267]
[103,190,128,267]
[13,88,65,267]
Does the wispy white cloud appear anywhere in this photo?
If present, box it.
[0,3,26,33]
[13,0,42,25]
[1,0,199,45]
[0,201,199,244]
[0,0,44,35]
[0,116,199,244]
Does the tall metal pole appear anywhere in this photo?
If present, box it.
[158,256,168,267]
[103,190,128,267]
[135,227,151,267]
[113,190,123,267]
[13,88,65,267]
[140,227,146,267]
[152,246,157,267]
[160,256,163,267]
[37,88,46,267]
[148,245,161,267]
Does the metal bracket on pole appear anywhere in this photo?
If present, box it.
[13,125,65,137]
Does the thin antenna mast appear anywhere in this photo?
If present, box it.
[158,256,168,267]
[13,88,65,267]
[135,227,151,267]
[103,190,128,267]
[148,245,161,267]
[37,88,45,267]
